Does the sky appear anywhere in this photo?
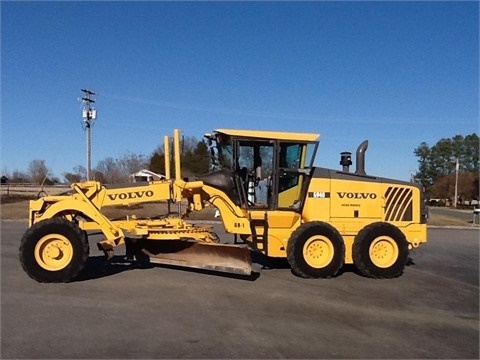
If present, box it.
[1,1,479,182]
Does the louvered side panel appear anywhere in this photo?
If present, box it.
[384,186,413,222]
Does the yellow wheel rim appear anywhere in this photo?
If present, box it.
[369,236,399,268]
[303,236,334,269]
[34,234,73,271]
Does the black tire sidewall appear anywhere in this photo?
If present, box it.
[19,218,89,283]
[287,221,345,279]
[353,222,408,279]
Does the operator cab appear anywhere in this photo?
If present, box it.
[204,129,319,210]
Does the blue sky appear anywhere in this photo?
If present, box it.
[2,1,478,182]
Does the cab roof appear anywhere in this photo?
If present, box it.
[213,128,320,142]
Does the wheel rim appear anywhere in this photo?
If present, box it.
[303,235,334,268]
[369,236,399,268]
[34,234,73,271]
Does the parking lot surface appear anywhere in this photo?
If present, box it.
[1,221,478,359]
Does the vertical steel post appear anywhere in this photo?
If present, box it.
[86,120,91,181]
[454,158,459,208]
[164,135,171,180]
[173,129,182,204]
[81,89,96,181]
[164,135,172,214]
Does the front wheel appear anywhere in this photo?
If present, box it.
[353,222,409,279]
[287,222,345,279]
[19,218,90,282]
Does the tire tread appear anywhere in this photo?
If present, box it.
[287,221,345,279]
[353,222,408,279]
[19,218,89,283]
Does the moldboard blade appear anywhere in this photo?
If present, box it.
[141,241,252,276]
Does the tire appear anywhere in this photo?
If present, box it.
[287,221,345,279]
[19,218,90,283]
[353,222,408,279]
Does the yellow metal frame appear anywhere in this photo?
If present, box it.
[214,128,319,142]
[27,128,427,268]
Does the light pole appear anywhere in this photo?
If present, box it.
[454,158,459,208]
[80,89,97,181]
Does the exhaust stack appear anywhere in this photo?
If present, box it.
[355,140,368,175]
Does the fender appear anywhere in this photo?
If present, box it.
[37,199,124,243]
[202,184,251,234]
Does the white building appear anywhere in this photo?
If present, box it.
[129,169,166,183]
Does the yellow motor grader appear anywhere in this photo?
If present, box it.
[19,128,427,282]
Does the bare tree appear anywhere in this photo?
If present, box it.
[95,157,122,184]
[73,165,87,181]
[28,160,49,185]
[94,153,147,184]
[2,167,10,178]
[63,172,81,184]
[116,152,148,180]
[10,170,30,183]
[63,165,87,184]
[181,135,198,154]
[92,170,106,183]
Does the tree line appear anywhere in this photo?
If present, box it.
[4,133,478,203]
[413,133,479,201]
[2,137,211,186]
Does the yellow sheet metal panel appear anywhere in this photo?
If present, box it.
[214,128,320,142]
[329,179,383,219]
[102,182,171,206]
[402,223,427,247]
[302,177,332,222]
[249,210,301,228]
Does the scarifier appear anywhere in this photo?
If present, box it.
[19,128,427,282]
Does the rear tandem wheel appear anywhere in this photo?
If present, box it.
[19,218,90,283]
[352,222,409,279]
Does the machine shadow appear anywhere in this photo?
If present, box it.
[74,255,260,282]
[251,252,291,270]
[337,257,417,278]
[336,264,364,277]
[74,256,139,281]
[74,254,418,282]
[251,253,418,278]
[148,263,261,281]
[252,252,362,278]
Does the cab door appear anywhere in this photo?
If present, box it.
[275,142,316,209]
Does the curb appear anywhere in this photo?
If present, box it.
[427,225,480,230]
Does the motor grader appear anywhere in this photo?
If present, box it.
[19,128,427,282]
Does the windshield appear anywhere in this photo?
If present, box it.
[210,134,234,171]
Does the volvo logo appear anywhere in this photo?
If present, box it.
[337,192,377,200]
[107,190,154,201]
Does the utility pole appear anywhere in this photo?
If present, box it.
[80,89,97,181]
[454,158,459,208]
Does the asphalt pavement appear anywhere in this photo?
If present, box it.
[1,221,479,359]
